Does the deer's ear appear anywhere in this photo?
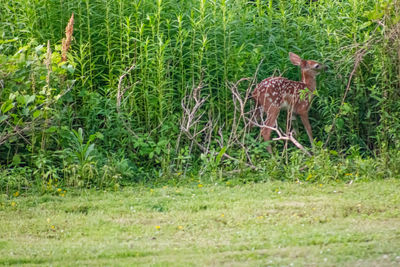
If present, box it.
[289,52,302,66]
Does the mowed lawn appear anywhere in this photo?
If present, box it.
[1,180,400,266]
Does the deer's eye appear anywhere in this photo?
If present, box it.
[315,64,320,69]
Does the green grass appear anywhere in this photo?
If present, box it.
[1,180,400,266]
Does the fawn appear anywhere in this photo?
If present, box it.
[252,52,326,153]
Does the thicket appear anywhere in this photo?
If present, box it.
[0,0,399,191]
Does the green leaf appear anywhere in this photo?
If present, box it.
[34,44,44,54]
[9,93,17,101]
[89,132,103,142]
[46,126,58,133]
[85,144,95,160]
[77,128,84,144]
[55,44,62,51]
[324,125,333,133]
[16,95,26,105]
[329,150,338,156]
[0,38,18,44]
[12,154,21,166]
[336,118,344,130]
[341,103,352,115]
[216,146,227,165]
[96,132,104,140]
[0,115,8,123]
[32,110,41,118]
[1,101,14,113]
[26,95,36,105]
[359,21,372,30]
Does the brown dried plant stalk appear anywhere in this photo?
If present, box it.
[41,40,52,150]
[62,13,74,62]
[45,40,51,86]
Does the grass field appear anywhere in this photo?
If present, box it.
[1,180,400,266]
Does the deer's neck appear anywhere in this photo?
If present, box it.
[301,70,317,92]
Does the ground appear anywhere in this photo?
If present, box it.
[1,179,400,266]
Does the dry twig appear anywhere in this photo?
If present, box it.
[116,63,139,138]
[117,64,136,109]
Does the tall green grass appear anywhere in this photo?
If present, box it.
[0,0,399,187]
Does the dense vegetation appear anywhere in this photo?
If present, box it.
[1,0,399,191]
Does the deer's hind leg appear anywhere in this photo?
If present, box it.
[261,105,280,153]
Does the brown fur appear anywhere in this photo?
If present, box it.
[252,52,326,153]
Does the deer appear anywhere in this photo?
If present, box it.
[252,52,327,153]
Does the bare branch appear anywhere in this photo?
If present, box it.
[180,81,256,169]
[117,63,136,109]
[116,63,139,138]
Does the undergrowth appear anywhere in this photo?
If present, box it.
[0,0,399,191]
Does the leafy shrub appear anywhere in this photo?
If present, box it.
[0,0,399,190]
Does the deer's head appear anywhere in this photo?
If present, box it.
[289,52,327,77]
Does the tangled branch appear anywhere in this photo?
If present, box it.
[180,81,257,169]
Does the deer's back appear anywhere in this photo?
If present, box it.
[253,77,310,113]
